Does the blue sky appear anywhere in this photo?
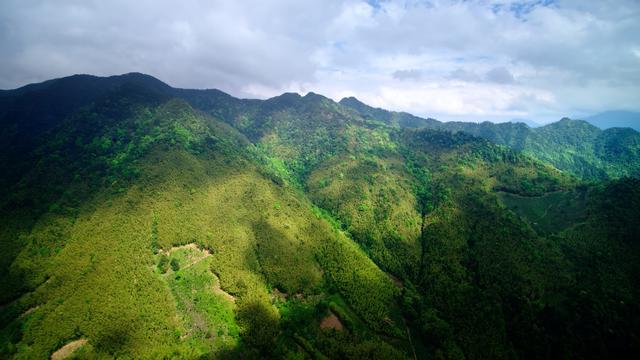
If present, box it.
[1,0,639,123]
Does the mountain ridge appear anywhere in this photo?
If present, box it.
[584,110,640,131]
[1,72,639,359]
[2,72,639,182]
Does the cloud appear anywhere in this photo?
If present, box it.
[1,0,639,122]
[392,69,422,80]
[485,67,515,84]
[449,68,482,82]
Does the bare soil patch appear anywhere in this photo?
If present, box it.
[272,288,288,301]
[320,312,343,331]
[51,339,87,360]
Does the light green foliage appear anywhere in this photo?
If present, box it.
[161,248,239,356]
[307,152,423,279]
[318,227,401,335]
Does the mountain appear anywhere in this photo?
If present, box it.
[1,74,639,359]
[340,100,640,180]
[509,118,540,127]
[339,96,440,129]
[585,111,640,131]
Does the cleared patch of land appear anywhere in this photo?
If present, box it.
[320,312,343,331]
[51,339,87,360]
[159,244,239,354]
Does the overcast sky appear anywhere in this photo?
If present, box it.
[1,0,639,123]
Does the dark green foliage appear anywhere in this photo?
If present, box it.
[157,254,169,274]
[170,258,180,272]
[236,300,280,354]
[317,227,401,335]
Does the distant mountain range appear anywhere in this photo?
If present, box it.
[509,118,541,128]
[583,110,640,131]
[338,97,640,180]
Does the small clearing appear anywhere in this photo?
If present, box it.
[162,243,212,269]
[161,243,236,303]
[320,312,344,331]
[160,243,210,256]
[51,339,87,360]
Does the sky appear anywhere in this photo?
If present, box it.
[1,0,639,123]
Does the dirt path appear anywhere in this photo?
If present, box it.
[51,339,87,360]
[20,306,39,318]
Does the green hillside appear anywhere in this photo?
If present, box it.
[341,100,640,180]
[1,74,638,359]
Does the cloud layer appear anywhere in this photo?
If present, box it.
[1,0,639,122]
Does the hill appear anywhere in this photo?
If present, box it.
[340,99,640,180]
[0,74,639,359]
[585,111,640,131]
[509,118,541,128]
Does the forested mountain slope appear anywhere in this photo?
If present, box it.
[340,99,640,180]
[1,73,638,359]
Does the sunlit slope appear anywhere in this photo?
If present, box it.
[186,84,640,358]
[0,95,406,358]
[1,73,639,359]
[339,98,640,180]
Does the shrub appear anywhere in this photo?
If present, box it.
[170,258,180,272]
[157,254,169,273]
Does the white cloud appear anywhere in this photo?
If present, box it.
[0,0,639,122]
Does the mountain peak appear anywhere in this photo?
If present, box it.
[339,96,366,106]
[549,117,595,128]
[303,91,330,102]
[273,92,302,99]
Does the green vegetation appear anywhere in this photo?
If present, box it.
[160,246,239,357]
[1,73,639,359]
[498,188,588,234]
[342,100,640,180]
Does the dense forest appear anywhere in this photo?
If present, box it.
[0,73,638,359]
[340,97,640,180]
